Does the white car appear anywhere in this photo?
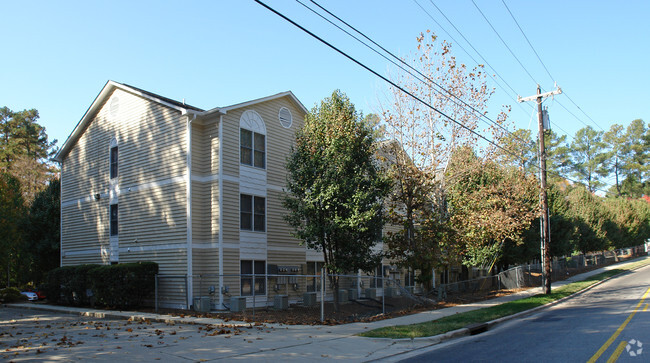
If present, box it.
[20,291,38,301]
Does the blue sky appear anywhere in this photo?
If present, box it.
[2,0,649,157]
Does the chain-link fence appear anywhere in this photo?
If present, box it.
[154,246,647,322]
[155,270,426,322]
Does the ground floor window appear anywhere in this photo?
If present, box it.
[306,261,325,292]
[241,260,266,296]
[370,265,384,288]
[405,268,416,287]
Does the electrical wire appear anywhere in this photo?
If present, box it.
[472,0,538,86]
[501,0,605,132]
[420,0,533,114]
[299,0,530,147]
[501,0,554,83]
[254,0,617,197]
[254,0,524,163]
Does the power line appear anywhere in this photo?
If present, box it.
[255,0,617,197]
[254,0,524,163]
[425,0,580,142]
[501,0,555,83]
[420,0,530,110]
[501,0,605,132]
[562,91,606,131]
[298,0,529,146]
[471,0,538,86]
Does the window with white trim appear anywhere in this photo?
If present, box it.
[240,128,265,169]
[110,204,118,236]
[241,260,266,296]
[110,146,118,179]
[240,194,265,232]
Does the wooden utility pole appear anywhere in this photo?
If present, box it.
[518,84,561,294]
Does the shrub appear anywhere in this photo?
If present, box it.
[0,287,27,303]
[46,262,158,309]
[45,264,97,305]
[89,262,158,308]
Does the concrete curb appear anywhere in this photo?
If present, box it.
[8,303,255,328]
[369,259,650,362]
[371,258,650,345]
[485,259,650,331]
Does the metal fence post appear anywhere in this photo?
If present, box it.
[185,276,189,310]
[321,267,325,323]
[252,274,256,318]
[155,274,158,313]
[381,274,385,315]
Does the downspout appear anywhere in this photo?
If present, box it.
[218,114,225,309]
[185,112,197,309]
[59,161,63,268]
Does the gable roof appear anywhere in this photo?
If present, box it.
[54,81,307,163]
[54,80,203,162]
[203,90,308,116]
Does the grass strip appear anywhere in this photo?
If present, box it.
[360,259,650,339]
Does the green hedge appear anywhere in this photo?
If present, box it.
[45,264,96,306]
[46,262,158,309]
[0,287,28,303]
[89,262,158,308]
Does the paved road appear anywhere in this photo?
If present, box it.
[400,264,650,363]
[2,258,648,362]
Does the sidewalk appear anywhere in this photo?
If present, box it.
[8,256,650,362]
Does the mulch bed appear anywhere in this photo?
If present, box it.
[148,288,525,326]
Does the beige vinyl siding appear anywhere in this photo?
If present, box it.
[210,180,220,241]
[191,123,209,175]
[119,183,187,248]
[117,94,187,187]
[221,112,240,178]
[61,200,108,251]
[191,181,211,243]
[222,248,240,296]
[267,189,304,265]
[60,88,188,270]
[220,98,304,188]
[191,248,219,296]
[122,249,188,309]
[61,254,104,266]
[263,100,304,187]
[222,180,240,244]
[61,89,187,202]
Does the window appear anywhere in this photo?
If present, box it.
[110,146,118,179]
[240,194,265,232]
[110,204,118,236]
[240,128,265,168]
[306,261,325,292]
[241,260,266,296]
[253,132,265,168]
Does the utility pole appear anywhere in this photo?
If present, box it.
[518,84,561,294]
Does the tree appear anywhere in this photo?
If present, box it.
[568,126,608,192]
[565,186,608,255]
[602,197,650,250]
[445,147,539,268]
[380,140,453,291]
[603,123,626,196]
[21,178,61,284]
[544,131,571,182]
[494,128,536,171]
[0,106,57,204]
[378,31,507,286]
[0,172,25,287]
[283,90,391,310]
[619,119,649,197]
